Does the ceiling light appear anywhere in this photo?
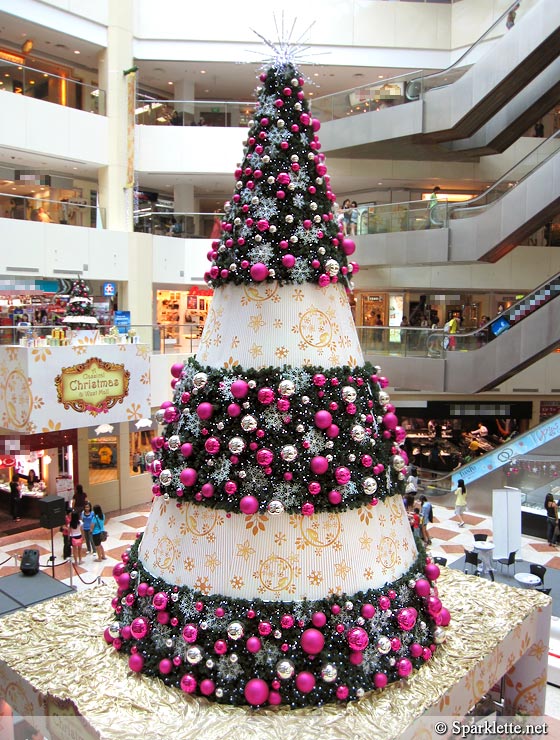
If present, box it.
[378,75,384,79]
[21,39,33,54]
[74,50,80,55]
[313,73,319,77]
[200,70,206,74]
[168,81,173,85]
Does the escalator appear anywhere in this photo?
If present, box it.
[316,0,560,161]
[362,272,560,393]
[353,129,560,266]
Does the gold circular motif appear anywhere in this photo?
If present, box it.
[298,307,333,348]
[258,555,293,593]
[377,536,398,569]
[388,496,404,520]
[154,535,177,572]
[242,283,279,303]
[183,503,219,537]
[4,369,33,428]
[298,513,341,548]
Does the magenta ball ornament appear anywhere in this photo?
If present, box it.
[244,678,270,706]
[326,424,340,439]
[240,495,259,514]
[170,362,184,378]
[312,611,327,628]
[282,254,295,268]
[196,402,213,420]
[295,671,316,693]
[250,263,269,282]
[311,118,321,132]
[117,573,130,590]
[200,679,215,696]
[336,685,349,700]
[428,596,442,616]
[180,442,193,458]
[314,410,332,429]
[425,563,441,582]
[439,607,451,626]
[103,627,114,644]
[396,658,413,678]
[268,690,282,705]
[383,412,398,430]
[227,403,242,417]
[180,674,197,693]
[130,617,150,640]
[231,379,249,398]
[137,582,148,597]
[361,603,375,619]
[158,658,173,675]
[373,672,388,689]
[341,238,356,256]
[347,627,369,651]
[409,642,423,658]
[414,578,431,597]
[310,456,329,475]
[128,653,144,672]
[349,651,363,666]
[112,562,126,580]
[301,628,325,655]
[179,468,198,487]
[328,490,342,505]
[246,636,262,653]
[396,607,418,631]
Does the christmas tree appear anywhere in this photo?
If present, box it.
[62,278,98,329]
[108,46,449,709]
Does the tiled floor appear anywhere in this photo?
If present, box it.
[1,500,560,719]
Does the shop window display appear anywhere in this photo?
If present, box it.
[129,427,155,475]
[88,434,118,485]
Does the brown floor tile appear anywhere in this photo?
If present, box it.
[118,515,149,529]
[0,565,20,577]
[462,513,486,525]
[441,544,468,554]
[528,543,560,553]
[427,526,459,541]
[471,529,493,537]
[119,532,139,541]
[543,555,560,570]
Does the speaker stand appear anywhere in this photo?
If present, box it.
[47,527,57,578]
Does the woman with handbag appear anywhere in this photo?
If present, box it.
[68,510,84,564]
[92,504,108,561]
[544,492,559,546]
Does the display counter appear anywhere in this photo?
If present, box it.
[0,570,551,740]
[0,486,45,519]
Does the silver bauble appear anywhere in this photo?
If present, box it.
[314,214,322,223]
[227,621,244,640]
[274,630,282,639]
[276,659,295,679]
[230,653,238,663]
[318,247,326,255]
[234,217,241,225]
[241,415,257,432]
[108,622,121,639]
[363,477,378,494]
[262,155,270,163]
[254,234,262,242]
[285,215,294,223]
[159,469,172,486]
[379,391,391,405]
[310,202,318,211]
[193,372,208,389]
[296,424,305,433]
[251,196,259,205]
[348,454,356,462]
[290,155,299,162]
[356,688,365,698]
[288,183,296,190]
[144,451,155,465]
[291,78,298,86]
[277,119,285,128]
[278,379,295,397]
[268,500,285,515]
[342,386,357,402]
[351,425,365,441]
[166,638,173,648]
[186,646,203,664]
[377,636,391,654]
[206,659,214,669]
[228,437,245,454]
[267,176,275,185]
[215,688,223,698]
[168,435,181,451]
[155,409,165,424]
[321,664,338,682]
[281,445,298,462]
[302,396,310,404]
[433,626,447,644]
[392,455,406,472]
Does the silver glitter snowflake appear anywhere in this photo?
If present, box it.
[272,480,303,508]
[291,259,313,283]
[241,464,268,489]
[299,132,309,147]
[218,376,237,401]
[209,456,233,485]
[293,193,305,209]
[249,151,262,168]
[292,170,311,190]
[249,242,274,263]
[178,592,199,621]
[137,596,155,618]
[151,624,173,652]
[300,226,320,246]
[239,223,253,240]
[303,428,326,455]
[267,127,292,146]
[257,97,277,118]
[398,583,412,602]
[262,406,284,431]
[361,645,381,675]
[181,410,202,437]
[180,363,198,389]
[217,655,244,680]
[255,198,279,220]
[369,609,393,632]
[282,367,312,391]
[253,640,281,667]
[119,605,134,624]
[340,481,360,500]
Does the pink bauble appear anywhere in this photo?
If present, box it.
[378,595,391,611]
[103,627,114,644]
[349,651,363,665]
[326,424,340,439]
[244,678,270,706]
[318,274,330,287]
[231,379,249,398]
[347,627,369,651]
[396,607,418,631]
[198,679,214,696]
[214,640,227,655]
[112,562,127,580]
[328,490,342,505]
[159,658,173,675]
[302,502,315,516]
[268,691,282,705]
[409,642,423,658]
[361,603,376,619]
[182,624,198,643]
[334,466,351,485]
[396,658,413,678]
[196,402,213,420]
[341,238,356,256]
[373,672,388,689]
[427,596,442,616]
[227,403,242,417]
[117,572,130,590]
[201,483,214,498]
[425,563,441,582]
[152,591,168,611]
[295,672,316,693]
[311,118,321,132]
[246,636,262,653]
[250,262,268,282]
[180,674,197,693]
[129,653,144,672]
[181,443,193,458]
[179,468,198,487]
[170,362,184,378]
[336,685,349,700]
[414,578,431,597]
[240,495,259,514]
[205,437,220,454]
[282,253,295,268]
[300,113,311,126]
[314,410,332,429]
[439,607,451,626]
[301,628,325,655]
[383,412,398,430]
[137,582,148,597]
[310,456,329,475]
[257,387,275,404]
[312,611,327,628]
[130,617,150,639]
[394,426,407,443]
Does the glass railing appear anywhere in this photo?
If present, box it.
[354,199,449,235]
[0,192,105,228]
[135,98,257,127]
[0,58,105,114]
[312,0,537,122]
[134,211,224,238]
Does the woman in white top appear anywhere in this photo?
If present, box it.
[68,510,84,564]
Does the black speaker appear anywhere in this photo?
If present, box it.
[39,495,66,529]
[20,548,40,576]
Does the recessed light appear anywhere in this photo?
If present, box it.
[378,75,384,79]
[168,81,173,85]
[313,73,319,77]
[73,167,78,170]
[200,70,206,74]
[29,80,35,85]
[378,182,383,185]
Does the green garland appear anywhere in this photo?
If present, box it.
[110,538,448,709]
[148,359,406,515]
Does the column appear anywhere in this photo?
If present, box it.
[173,78,195,125]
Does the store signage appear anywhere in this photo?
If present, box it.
[103,282,116,297]
[55,357,130,415]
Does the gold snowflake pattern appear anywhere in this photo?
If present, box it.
[193,577,212,595]
[339,334,352,348]
[206,532,216,544]
[274,532,287,546]
[168,514,176,529]
[127,403,142,420]
[402,537,410,551]
[359,532,373,551]
[528,641,547,661]
[212,334,222,347]
[249,343,263,359]
[378,513,387,528]
[205,553,221,573]
[6,348,19,361]
[140,371,150,385]
[292,288,304,302]
[308,570,323,586]
[273,319,282,329]
[184,557,195,571]
[230,575,244,590]
[231,336,240,348]
[237,539,256,561]
[328,585,344,596]
[33,396,44,410]
[248,314,265,332]
[72,345,88,355]
[332,540,343,552]
[25,421,37,433]
[245,513,268,536]
[334,561,351,580]
[31,348,52,363]
[270,292,281,303]
[136,344,150,360]
[222,357,240,370]
[42,420,61,432]
[275,346,288,359]
[364,568,374,579]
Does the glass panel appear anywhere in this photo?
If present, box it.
[129,426,155,476]
[88,434,118,485]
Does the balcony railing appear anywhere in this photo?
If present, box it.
[0,57,105,114]
[0,192,105,228]
[135,98,256,127]
[134,211,224,238]
[354,199,449,235]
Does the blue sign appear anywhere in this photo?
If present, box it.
[103,282,116,297]
[113,310,131,335]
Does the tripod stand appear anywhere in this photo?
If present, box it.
[47,526,57,578]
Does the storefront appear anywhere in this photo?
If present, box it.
[156,286,212,353]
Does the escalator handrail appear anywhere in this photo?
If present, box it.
[406,1,528,98]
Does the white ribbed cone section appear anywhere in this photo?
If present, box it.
[139,496,417,601]
[196,281,363,370]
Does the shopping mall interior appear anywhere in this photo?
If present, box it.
[0,0,560,737]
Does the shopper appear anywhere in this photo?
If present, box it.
[419,495,433,545]
[545,492,559,546]
[428,185,441,226]
[405,466,418,495]
[72,483,88,515]
[341,199,352,235]
[61,506,72,559]
[350,201,359,236]
[9,475,22,522]
[92,504,107,560]
[506,3,520,30]
[82,501,95,555]
[68,510,84,564]
[26,468,37,491]
[454,479,468,527]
